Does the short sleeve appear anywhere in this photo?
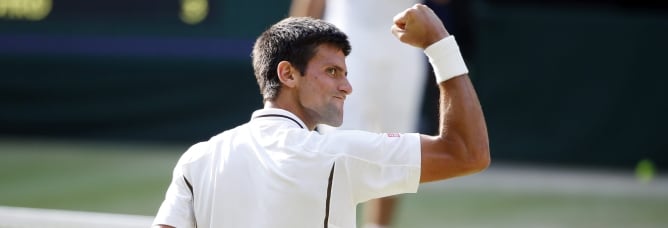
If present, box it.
[153,153,196,228]
[317,131,421,203]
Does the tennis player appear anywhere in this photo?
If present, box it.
[153,4,489,228]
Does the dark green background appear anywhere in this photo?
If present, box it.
[1,0,666,168]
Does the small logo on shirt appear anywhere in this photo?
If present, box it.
[387,133,401,137]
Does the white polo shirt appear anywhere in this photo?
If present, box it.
[153,108,421,228]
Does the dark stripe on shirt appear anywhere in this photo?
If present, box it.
[184,176,197,228]
[184,176,194,194]
[324,163,335,228]
[253,114,305,129]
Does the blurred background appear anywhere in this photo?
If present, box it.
[1,0,666,227]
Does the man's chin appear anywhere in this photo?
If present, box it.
[323,118,343,128]
[320,109,343,127]
[325,121,342,128]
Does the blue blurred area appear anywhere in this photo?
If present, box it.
[0,0,285,143]
[0,0,666,168]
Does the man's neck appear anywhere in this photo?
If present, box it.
[263,101,316,130]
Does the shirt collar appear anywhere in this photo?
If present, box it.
[251,108,307,129]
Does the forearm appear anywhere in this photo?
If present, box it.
[392,4,490,182]
[289,0,325,18]
[438,75,489,171]
[423,34,488,162]
[419,36,489,182]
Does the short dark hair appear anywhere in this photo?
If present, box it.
[252,17,351,101]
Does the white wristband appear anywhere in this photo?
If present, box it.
[424,35,468,83]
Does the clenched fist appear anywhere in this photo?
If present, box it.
[391,4,450,49]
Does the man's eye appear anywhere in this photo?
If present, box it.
[327,68,337,76]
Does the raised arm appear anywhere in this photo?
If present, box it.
[392,4,490,183]
[289,0,325,18]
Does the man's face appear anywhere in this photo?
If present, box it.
[296,44,352,127]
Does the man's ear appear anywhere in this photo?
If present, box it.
[277,61,298,88]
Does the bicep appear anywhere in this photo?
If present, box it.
[419,134,471,183]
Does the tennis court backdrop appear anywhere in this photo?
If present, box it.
[1,0,667,227]
[1,0,666,167]
[1,139,666,227]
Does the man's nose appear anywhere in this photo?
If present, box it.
[340,78,353,95]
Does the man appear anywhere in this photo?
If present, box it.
[290,1,449,227]
[153,4,489,228]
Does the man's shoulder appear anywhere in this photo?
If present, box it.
[177,141,211,165]
[179,124,249,164]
